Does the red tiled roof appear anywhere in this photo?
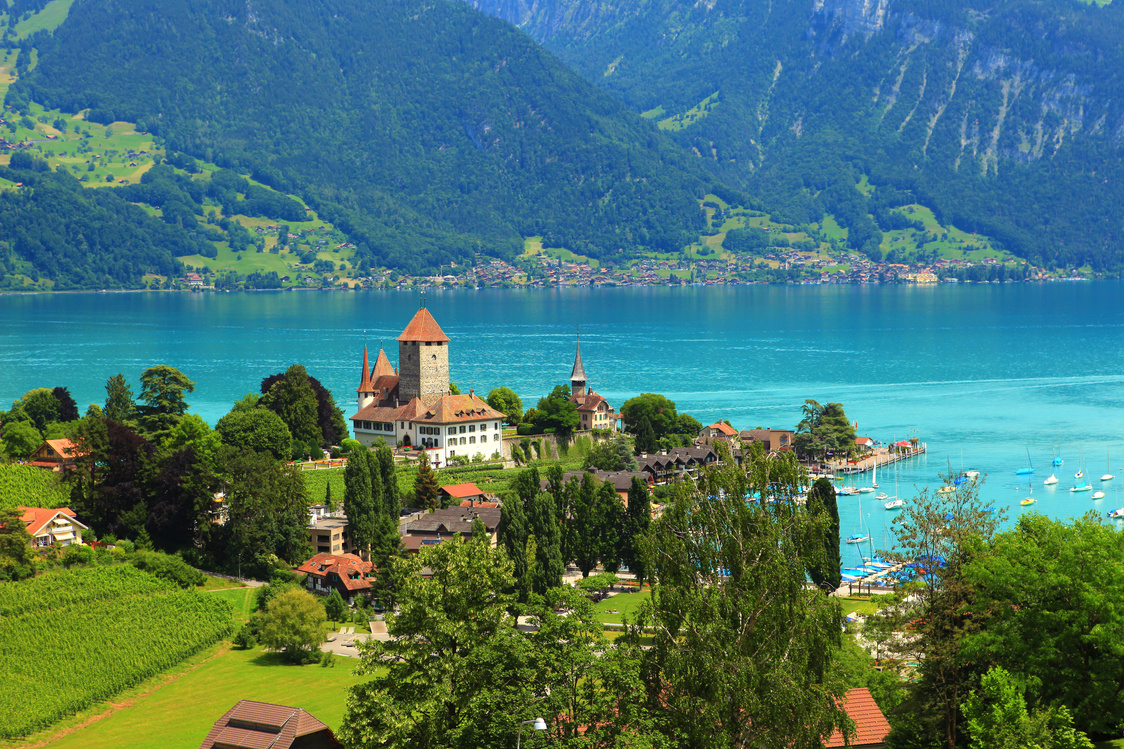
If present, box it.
[574,391,611,411]
[708,422,738,436]
[372,347,395,377]
[18,506,85,537]
[357,346,374,393]
[824,688,891,748]
[396,308,450,342]
[441,483,485,499]
[296,553,375,593]
[417,394,504,424]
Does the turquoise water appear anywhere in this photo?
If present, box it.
[3,284,1123,554]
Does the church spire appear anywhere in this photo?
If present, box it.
[570,328,587,397]
[357,342,374,393]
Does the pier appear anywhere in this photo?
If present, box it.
[827,443,927,476]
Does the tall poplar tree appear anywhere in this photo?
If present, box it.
[805,477,841,591]
[375,445,399,515]
[527,491,563,594]
[622,476,652,584]
[497,494,529,600]
[345,447,375,556]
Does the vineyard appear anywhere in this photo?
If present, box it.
[0,463,72,510]
[0,566,234,739]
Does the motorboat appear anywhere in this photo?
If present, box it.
[1019,498,1036,506]
[884,499,903,509]
[1110,507,1124,519]
[875,492,888,500]
[1071,483,1092,493]
[936,485,956,494]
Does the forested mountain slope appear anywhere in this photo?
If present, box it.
[468,0,1124,269]
[14,0,711,272]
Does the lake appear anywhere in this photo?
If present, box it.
[2,283,1123,554]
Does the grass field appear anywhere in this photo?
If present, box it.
[17,646,369,749]
[591,589,651,625]
[205,587,257,623]
[10,0,75,39]
[838,596,881,617]
[656,91,719,132]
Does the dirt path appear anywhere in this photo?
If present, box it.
[15,643,231,749]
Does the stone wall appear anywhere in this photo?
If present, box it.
[499,429,613,463]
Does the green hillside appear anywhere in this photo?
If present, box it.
[13,0,712,274]
[468,0,1124,270]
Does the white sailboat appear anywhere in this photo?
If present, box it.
[847,494,870,544]
[1100,447,1115,482]
[1044,474,1058,486]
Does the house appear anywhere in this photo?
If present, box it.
[403,505,501,546]
[350,307,506,464]
[198,700,339,749]
[296,553,375,603]
[439,482,488,506]
[183,272,204,288]
[637,446,718,483]
[19,506,87,548]
[307,516,351,556]
[855,436,875,453]
[568,334,619,432]
[28,438,87,472]
[739,428,795,452]
[823,688,891,748]
[699,422,739,445]
[547,469,653,505]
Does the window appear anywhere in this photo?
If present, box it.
[460,437,466,445]
[469,424,476,432]
[448,427,456,435]
[459,426,466,434]
[495,422,500,430]
[469,436,476,444]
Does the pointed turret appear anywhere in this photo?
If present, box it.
[371,346,395,378]
[570,332,587,397]
[357,346,374,393]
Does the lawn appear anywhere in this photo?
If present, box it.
[837,596,881,617]
[590,588,651,626]
[12,0,75,39]
[205,587,257,624]
[20,646,369,749]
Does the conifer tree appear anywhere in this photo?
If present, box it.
[103,373,135,424]
[345,447,375,556]
[805,477,841,590]
[413,451,440,511]
[621,476,652,584]
[375,445,399,514]
[497,493,529,600]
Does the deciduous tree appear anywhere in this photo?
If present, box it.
[137,365,195,437]
[486,386,523,424]
[259,587,327,663]
[215,407,292,460]
[805,477,841,591]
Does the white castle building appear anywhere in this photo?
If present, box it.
[350,306,505,466]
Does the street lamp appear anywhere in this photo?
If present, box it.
[516,717,547,748]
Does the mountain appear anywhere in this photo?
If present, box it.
[467,0,1124,269]
[12,0,713,273]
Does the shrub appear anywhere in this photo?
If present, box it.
[61,544,95,568]
[324,588,347,621]
[233,625,256,650]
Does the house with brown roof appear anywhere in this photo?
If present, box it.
[823,688,891,748]
[19,506,87,548]
[699,421,739,445]
[199,700,339,749]
[350,307,506,465]
[568,334,619,432]
[296,553,375,603]
[28,438,87,472]
[739,428,796,453]
[403,505,501,547]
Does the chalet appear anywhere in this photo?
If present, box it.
[403,506,501,547]
[198,700,339,749]
[548,469,653,506]
[823,688,891,748]
[19,506,87,548]
[739,428,795,452]
[699,421,739,445]
[854,436,876,453]
[638,446,718,483]
[297,553,374,603]
[28,438,87,472]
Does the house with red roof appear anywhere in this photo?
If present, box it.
[28,438,87,472]
[699,421,739,445]
[297,553,375,604]
[439,482,488,505]
[568,333,619,433]
[198,700,339,749]
[349,306,505,465]
[824,688,891,748]
[18,506,87,548]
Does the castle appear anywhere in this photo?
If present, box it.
[350,306,505,465]
[568,334,619,432]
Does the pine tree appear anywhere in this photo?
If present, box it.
[413,451,440,512]
[805,478,841,591]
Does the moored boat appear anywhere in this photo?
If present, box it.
[1019,497,1036,506]
[1044,474,1058,485]
[1092,490,1105,500]
[884,498,903,509]
[846,534,870,544]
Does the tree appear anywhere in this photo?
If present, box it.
[961,666,1092,749]
[325,588,348,621]
[259,588,327,663]
[104,373,135,423]
[959,515,1124,739]
[215,407,292,460]
[16,388,61,432]
[621,476,651,584]
[374,445,399,514]
[527,491,563,594]
[51,386,79,422]
[497,489,530,600]
[413,451,440,512]
[634,413,657,454]
[137,365,195,437]
[598,482,626,574]
[570,473,603,577]
[486,386,523,424]
[533,385,579,435]
[260,366,348,447]
[2,420,41,459]
[260,364,322,448]
[339,535,538,749]
[0,507,36,581]
[344,448,375,555]
[794,400,857,461]
[805,477,841,591]
[584,433,638,471]
[620,393,693,442]
[637,447,848,748]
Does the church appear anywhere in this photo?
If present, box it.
[350,306,506,466]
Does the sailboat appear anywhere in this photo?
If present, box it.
[847,494,870,544]
[872,462,879,489]
[1092,490,1106,500]
[1052,436,1063,466]
[1015,446,1034,475]
[1071,459,1092,492]
[1100,447,1115,482]
[1019,482,1036,506]
[1044,473,1059,486]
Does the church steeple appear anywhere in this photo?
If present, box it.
[570,330,587,397]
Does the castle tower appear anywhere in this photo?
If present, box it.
[570,331,587,397]
[397,306,450,404]
[357,345,376,410]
